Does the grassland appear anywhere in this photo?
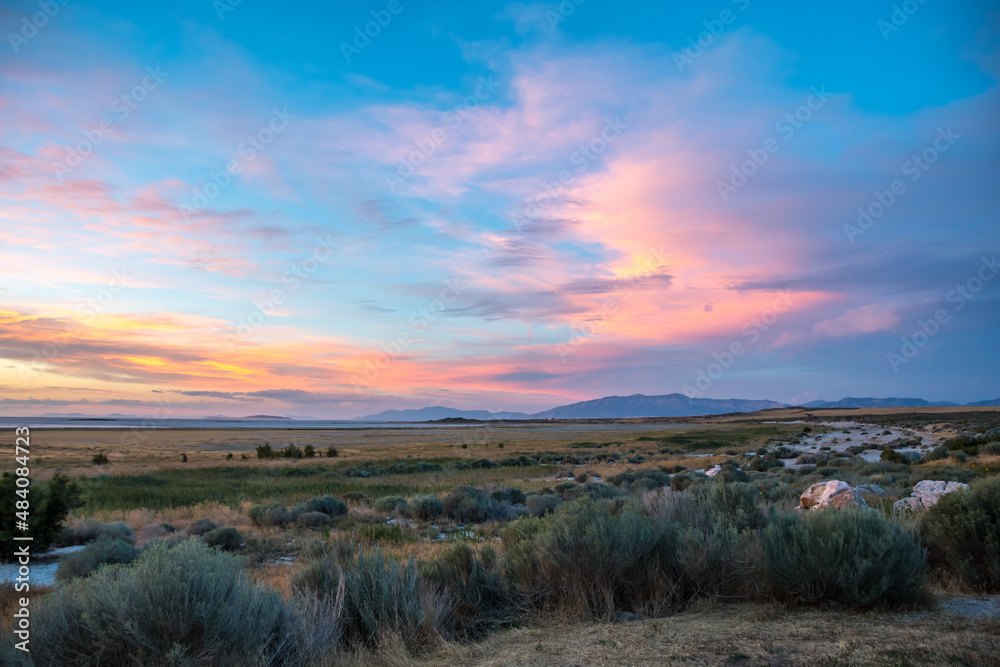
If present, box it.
[3,408,1000,665]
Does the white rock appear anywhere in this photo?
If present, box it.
[893,480,969,513]
[799,480,868,510]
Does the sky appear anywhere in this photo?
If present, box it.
[0,0,998,418]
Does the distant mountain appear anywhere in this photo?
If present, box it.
[354,407,532,422]
[530,393,787,419]
[960,398,1000,407]
[800,397,961,408]
[242,414,289,420]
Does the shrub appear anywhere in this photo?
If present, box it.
[525,494,562,517]
[292,546,439,649]
[503,500,681,619]
[91,453,109,465]
[881,449,909,465]
[256,443,273,459]
[981,441,1000,456]
[187,518,220,536]
[305,495,348,517]
[374,496,408,513]
[408,494,444,520]
[56,538,140,581]
[247,503,293,527]
[303,445,315,458]
[761,509,926,606]
[443,486,504,523]
[325,446,339,457]
[58,519,135,547]
[490,487,527,505]
[296,511,333,528]
[0,473,82,560]
[421,543,513,639]
[670,470,708,492]
[35,540,298,665]
[921,477,1000,591]
[203,527,243,551]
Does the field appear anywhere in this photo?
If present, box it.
[3,408,1000,665]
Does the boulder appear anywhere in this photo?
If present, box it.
[799,480,869,510]
[893,480,969,513]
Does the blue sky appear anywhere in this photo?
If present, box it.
[0,0,998,417]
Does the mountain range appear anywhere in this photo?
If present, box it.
[354,393,1000,421]
[355,393,785,421]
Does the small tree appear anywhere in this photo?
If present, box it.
[0,473,82,560]
[325,447,339,458]
[303,445,315,458]
[91,452,109,465]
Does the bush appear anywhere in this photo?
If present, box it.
[91,453,109,465]
[503,500,681,619]
[56,538,140,581]
[761,509,926,606]
[408,494,444,520]
[296,511,333,528]
[921,477,1000,591]
[187,518,220,536]
[325,447,339,457]
[490,487,527,505]
[443,486,506,523]
[203,527,243,551]
[303,445,315,458]
[247,503,293,527]
[374,496,408,513]
[292,545,439,649]
[881,449,909,465]
[421,543,513,639]
[0,473,82,559]
[34,540,298,666]
[58,519,135,547]
[525,494,562,516]
[305,495,348,517]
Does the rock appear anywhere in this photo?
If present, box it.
[799,480,869,511]
[856,484,885,497]
[616,611,640,623]
[704,464,722,477]
[893,480,969,513]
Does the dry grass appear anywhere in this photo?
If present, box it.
[412,600,1000,666]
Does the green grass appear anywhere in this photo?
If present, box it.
[78,463,556,512]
